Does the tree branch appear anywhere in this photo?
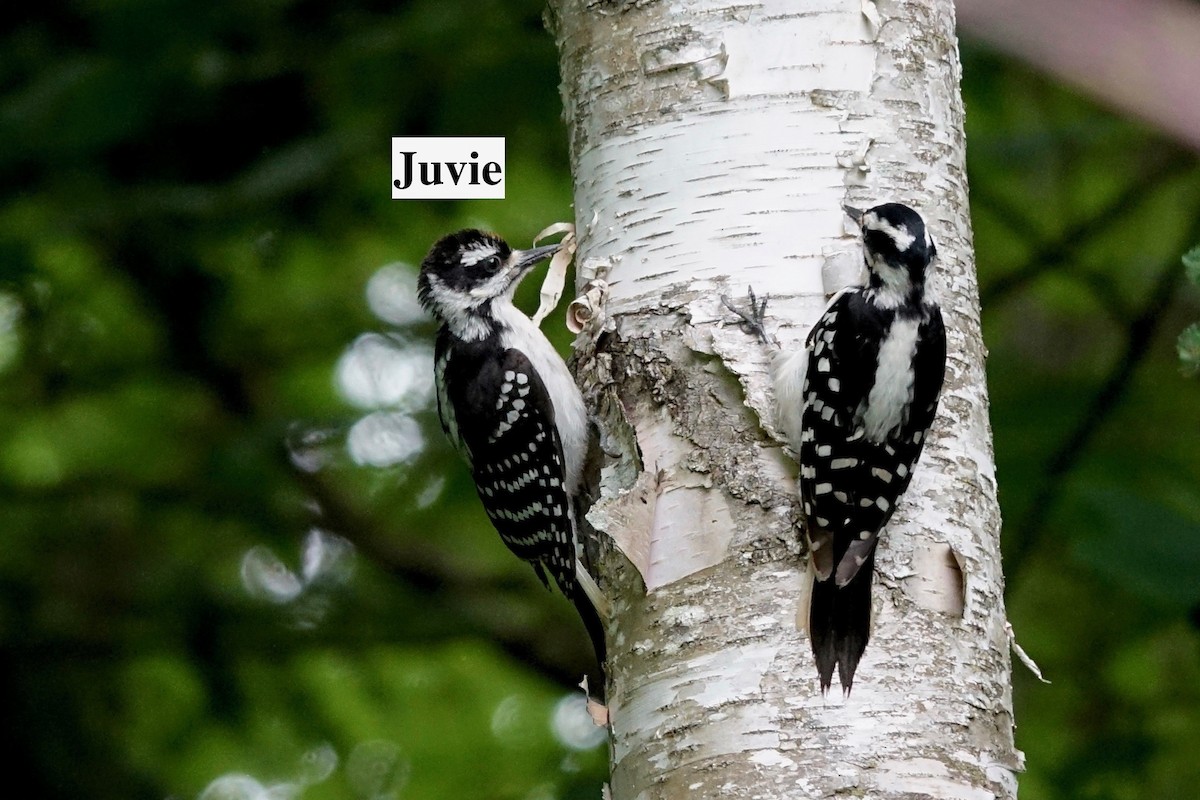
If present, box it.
[977,153,1192,309]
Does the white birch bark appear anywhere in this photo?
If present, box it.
[547,1,1021,797]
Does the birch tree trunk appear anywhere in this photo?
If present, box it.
[547,1,1021,797]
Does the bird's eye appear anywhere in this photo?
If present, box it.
[483,255,502,272]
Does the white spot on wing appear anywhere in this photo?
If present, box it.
[494,304,588,497]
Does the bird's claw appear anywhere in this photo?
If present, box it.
[721,287,771,346]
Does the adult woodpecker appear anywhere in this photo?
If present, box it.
[726,203,947,692]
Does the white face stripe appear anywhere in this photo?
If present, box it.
[863,212,916,251]
[468,267,518,302]
[460,241,500,267]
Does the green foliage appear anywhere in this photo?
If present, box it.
[1,2,599,799]
[1070,487,1200,609]
[1179,323,1200,377]
[1183,247,1200,285]
[1179,246,1200,376]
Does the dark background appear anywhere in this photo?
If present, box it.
[1,1,1198,798]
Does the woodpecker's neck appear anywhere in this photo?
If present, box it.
[865,271,924,311]
[436,301,489,342]
[442,295,533,344]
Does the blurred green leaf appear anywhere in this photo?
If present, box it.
[1071,486,1200,608]
[1183,245,1200,286]
[1179,323,1200,378]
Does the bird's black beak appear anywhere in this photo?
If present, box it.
[842,205,864,225]
[496,242,562,296]
[511,242,562,273]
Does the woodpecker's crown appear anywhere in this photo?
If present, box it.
[846,202,936,306]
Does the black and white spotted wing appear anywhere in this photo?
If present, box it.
[799,291,945,586]
[434,333,576,597]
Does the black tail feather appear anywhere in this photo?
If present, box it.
[809,550,875,693]
[571,590,607,701]
[539,560,607,701]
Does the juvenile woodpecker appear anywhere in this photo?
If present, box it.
[726,203,946,692]
[417,229,606,667]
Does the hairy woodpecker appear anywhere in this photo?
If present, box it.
[417,229,606,669]
[726,203,946,693]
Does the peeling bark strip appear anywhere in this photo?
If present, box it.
[549,1,1019,798]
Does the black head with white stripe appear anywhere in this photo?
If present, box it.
[844,203,936,308]
[417,229,559,339]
